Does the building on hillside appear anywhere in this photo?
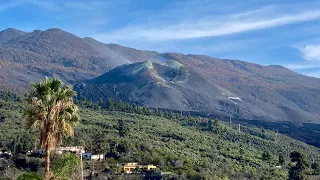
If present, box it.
[121,162,157,174]
[37,146,85,155]
[56,146,85,154]
[82,153,104,160]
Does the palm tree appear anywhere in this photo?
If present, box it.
[24,77,80,180]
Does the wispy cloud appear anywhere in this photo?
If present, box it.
[27,0,60,11]
[0,0,60,12]
[0,1,21,12]
[297,44,320,62]
[286,44,320,79]
[92,5,320,42]
[64,1,110,11]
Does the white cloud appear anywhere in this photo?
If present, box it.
[92,6,320,42]
[286,44,320,78]
[297,44,320,62]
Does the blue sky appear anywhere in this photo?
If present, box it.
[1,0,320,77]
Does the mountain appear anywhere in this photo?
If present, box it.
[75,60,234,114]
[0,28,157,91]
[0,28,27,44]
[75,60,320,124]
[0,28,320,124]
[168,54,320,123]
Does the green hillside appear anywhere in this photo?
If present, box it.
[0,92,319,179]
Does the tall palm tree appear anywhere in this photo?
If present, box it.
[24,77,80,180]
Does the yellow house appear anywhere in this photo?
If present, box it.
[141,164,157,171]
[121,163,157,173]
[122,162,138,173]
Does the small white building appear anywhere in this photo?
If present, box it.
[82,153,104,160]
[91,154,104,160]
[37,146,85,155]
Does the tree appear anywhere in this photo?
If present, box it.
[278,154,285,165]
[52,152,80,179]
[311,162,320,175]
[118,119,128,138]
[98,97,104,109]
[187,111,191,119]
[262,151,272,161]
[107,98,114,110]
[208,119,214,132]
[24,77,80,180]
[289,151,310,180]
[207,119,220,134]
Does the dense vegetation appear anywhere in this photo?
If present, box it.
[0,91,319,179]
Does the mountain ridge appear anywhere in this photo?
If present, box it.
[0,28,27,44]
[0,28,319,124]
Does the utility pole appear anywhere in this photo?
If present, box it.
[80,149,84,180]
[91,142,94,176]
[79,140,85,180]
[229,116,232,124]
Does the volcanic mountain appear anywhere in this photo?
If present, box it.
[74,60,320,124]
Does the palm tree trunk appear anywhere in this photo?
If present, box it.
[44,143,51,180]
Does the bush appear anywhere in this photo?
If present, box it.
[52,152,80,179]
[17,172,42,180]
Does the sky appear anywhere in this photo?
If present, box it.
[1,0,320,78]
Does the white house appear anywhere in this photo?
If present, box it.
[82,153,104,160]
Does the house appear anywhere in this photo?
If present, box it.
[141,164,157,171]
[56,146,85,154]
[121,162,157,174]
[37,146,85,156]
[82,153,104,160]
[91,154,104,160]
[122,162,138,173]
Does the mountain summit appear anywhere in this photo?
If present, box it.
[0,28,27,44]
[75,60,235,114]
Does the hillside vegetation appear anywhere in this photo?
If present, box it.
[0,92,319,179]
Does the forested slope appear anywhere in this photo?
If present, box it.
[0,92,319,179]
